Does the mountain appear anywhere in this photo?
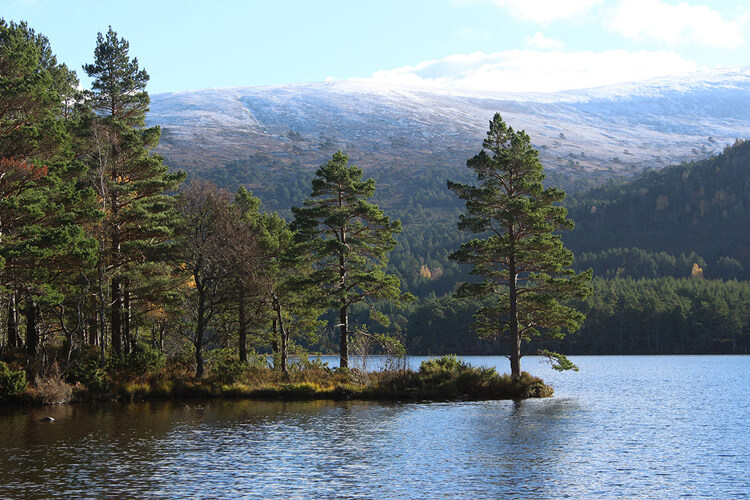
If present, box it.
[148,67,750,182]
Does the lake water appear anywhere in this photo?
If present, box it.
[1,355,749,498]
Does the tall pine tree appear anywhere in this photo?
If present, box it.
[448,114,591,378]
[0,20,97,359]
[291,151,410,368]
[82,27,185,356]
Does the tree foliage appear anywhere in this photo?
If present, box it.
[81,26,185,357]
[448,113,591,377]
[291,151,411,368]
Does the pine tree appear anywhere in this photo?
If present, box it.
[0,20,98,358]
[0,20,74,163]
[82,27,185,356]
[291,151,410,368]
[448,114,592,378]
[244,197,322,373]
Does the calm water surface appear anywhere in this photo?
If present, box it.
[1,356,749,498]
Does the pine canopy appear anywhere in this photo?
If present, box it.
[448,113,591,376]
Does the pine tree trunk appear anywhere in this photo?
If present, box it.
[338,218,349,368]
[88,310,97,346]
[111,184,122,356]
[7,292,19,350]
[272,319,279,363]
[194,282,206,378]
[123,281,131,353]
[111,276,122,356]
[238,289,247,363]
[271,293,288,374]
[97,257,107,365]
[339,304,349,369]
[509,258,521,379]
[25,300,39,358]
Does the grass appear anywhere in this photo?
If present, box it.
[2,355,553,406]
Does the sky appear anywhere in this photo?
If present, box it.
[4,0,749,95]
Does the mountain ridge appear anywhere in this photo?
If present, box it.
[147,67,750,180]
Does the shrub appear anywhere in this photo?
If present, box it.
[419,355,466,374]
[68,357,111,394]
[207,348,247,384]
[108,343,166,378]
[32,364,73,404]
[292,352,329,372]
[0,361,27,397]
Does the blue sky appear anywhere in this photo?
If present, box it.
[5,0,749,94]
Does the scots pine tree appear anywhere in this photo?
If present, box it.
[448,114,592,378]
[0,20,98,358]
[82,27,185,356]
[243,196,322,373]
[291,151,410,368]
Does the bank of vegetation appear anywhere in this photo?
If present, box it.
[1,353,551,404]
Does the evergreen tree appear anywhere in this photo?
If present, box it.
[291,151,411,368]
[448,114,591,377]
[0,20,98,359]
[249,203,322,373]
[0,20,74,163]
[82,27,185,356]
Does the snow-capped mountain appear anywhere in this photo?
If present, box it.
[147,67,750,177]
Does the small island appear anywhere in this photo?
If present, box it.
[0,24,586,407]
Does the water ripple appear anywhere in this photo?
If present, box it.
[1,356,749,498]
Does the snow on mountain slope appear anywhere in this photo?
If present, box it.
[147,67,750,177]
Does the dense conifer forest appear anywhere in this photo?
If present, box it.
[1,19,749,403]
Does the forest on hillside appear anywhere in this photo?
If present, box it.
[1,19,750,404]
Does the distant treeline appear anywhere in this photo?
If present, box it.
[350,276,749,356]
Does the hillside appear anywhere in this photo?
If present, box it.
[565,139,750,277]
[146,68,750,298]
[148,67,750,184]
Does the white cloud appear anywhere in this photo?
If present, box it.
[491,0,602,24]
[524,32,564,49]
[359,50,699,93]
[609,0,745,48]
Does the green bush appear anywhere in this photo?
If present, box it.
[207,348,247,384]
[0,361,27,397]
[419,355,467,374]
[68,358,111,394]
[292,352,329,372]
[109,343,166,378]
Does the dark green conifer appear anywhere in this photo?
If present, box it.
[0,20,98,358]
[292,151,411,368]
[448,114,592,377]
[82,27,185,356]
[239,189,322,373]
